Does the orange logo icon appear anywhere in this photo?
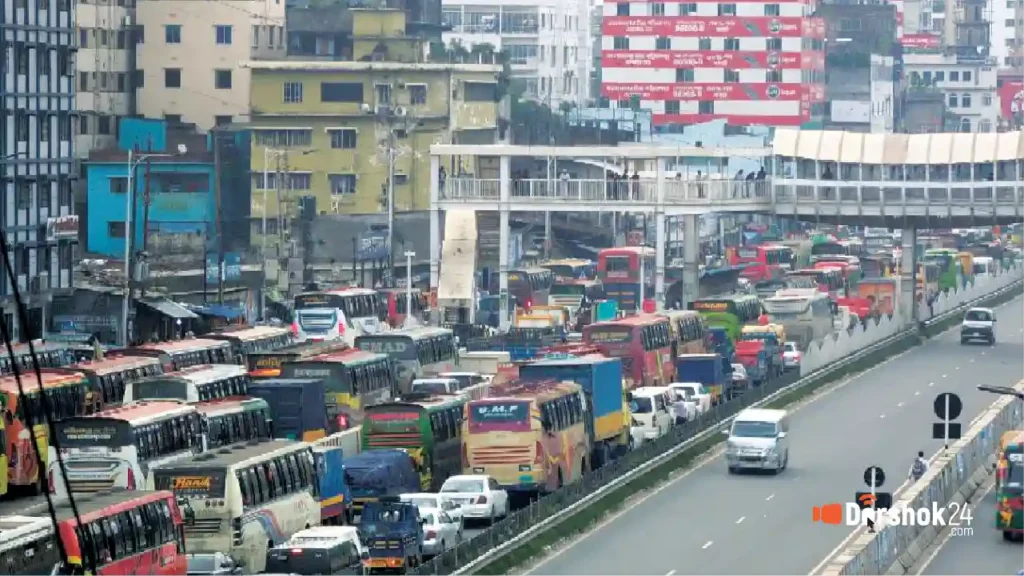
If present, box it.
[812,503,843,525]
[858,493,877,507]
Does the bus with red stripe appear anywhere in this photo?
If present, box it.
[65,355,164,411]
[597,246,655,312]
[728,245,793,283]
[582,315,674,388]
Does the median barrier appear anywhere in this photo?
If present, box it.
[822,380,1024,576]
[918,264,1023,339]
[409,269,1022,576]
[918,264,1022,320]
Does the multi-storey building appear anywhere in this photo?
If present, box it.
[246,9,502,245]
[990,0,1019,66]
[1,0,79,341]
[442,0,592,106]
[600,0,827,127]
[135,0,285,129]
[75,0,135,157]
[904,52,998,131]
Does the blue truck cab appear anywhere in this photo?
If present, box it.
[519,356,629,468]
[358,498,425,573]
[314,444,352,525]
[247,378,331,441]
[676,353,731,405]
[344,450,421,518]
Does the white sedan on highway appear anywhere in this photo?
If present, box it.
[439,475,509,524]
[399,493,464,525]
[783,341,802,370]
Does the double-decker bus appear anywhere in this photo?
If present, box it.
[280,349,396,426]
[292,288,388,345]
[355,327,458,393]
[122,338,233,372]
[549,279,604,319]
[597,246,655,312]
[786,267,845,297]
[762,288,834,349]
[197,397,273,450]
[124,363,251,404]
[463,379,589,495]
[540,259,596,281]
[0,515,59,575]
[500,267,554,307]
[582,315,674,388]
[206,326,294,363]
[66,355,163,412]
[689,295,762,343]
[921,248,962,292]
[379,287,427,328]
[0,369,90,493]
[362,394,466,491]
[18,490,188,575]
[247,340,351,379]
[0,342,78,376]
[658,310,708,357]
[48,400,204,497]
[150,439,319,573]
[729,245,794,282]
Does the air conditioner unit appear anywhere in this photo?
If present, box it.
[394,106,408,117]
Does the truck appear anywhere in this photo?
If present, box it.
[739,326,784,378]
[456,351,512,375]
[344,450,421,518]
[734,340,771,389]
[247,378,331,441]
[675,353,731,405]
[358,499,425,573]
[519,356,630,467]
[312,443,352,525]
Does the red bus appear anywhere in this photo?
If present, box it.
[65,355,164,412]
[597,247,655,312]
[380,287,427,328]
[786,268,844,296]
[21,489,187,575]
[729,245,793,282]
[582,315,674,388]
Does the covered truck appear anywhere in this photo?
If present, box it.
[734,340,771,389]
[519,356,630,467]
[739,325,784,378]
[358,499,425,573]
[676,353,731,404]
[344,449,420,517]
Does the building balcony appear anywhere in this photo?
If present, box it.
[447,23,538,35]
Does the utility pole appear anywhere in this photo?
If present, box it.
[279,150,288,249]
[213,129,225,304]
[139,159,152,298]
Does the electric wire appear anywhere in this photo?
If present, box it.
[0,230,97,575]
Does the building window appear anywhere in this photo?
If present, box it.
[948,93,958,107]
[287,173,311,190]
[108,221,126,239]
[16,182,30,210]
[408,84,427,105]
[651,2,665,15]
[16,44,28,75]
[252,24,260,48]
[949,70,959,81]
[98,116,111,135]
[214,69,232,89]
[110,177,128,194]
[767,69,782,82]
[38,181,50,211]
[616,3,628,15]
[464,82,497,102]
[375,84,392,104]
[321,82,363,103]
[613,37,629,50]
[676,68,694,82]
[135,25,144,44]
[283,81,303,103]
[724,38,739,50]
[328,174,357,195]
[718,3,736,15]
[393,174,408,186]
[680,3,696,14]
[665,100,680,114]
[935,71,944,82]
[655,37,670,49]
[165,24,181,43]
[961,93,971,107]
[979,119,992,132]
[329,129,357,149]
[165,114,182,123]
[962,70,972,81]
[698,37,711,50]
[15,113,29,142]
[39,115,50,142]
[698,101,713,114]
[724,69,739,82]
[215,25,232,44]
[253,129,312,147]
[164,68,181,88]
[983,93,992,106]
[215,115,233,126]
[764,3,780,15]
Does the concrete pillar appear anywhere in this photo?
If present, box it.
[544,211,552,257]
[429,154,442,325]
[899,227,918,327]
[654,158,666,310]
[681,214,700,310]
[499,155,511,330]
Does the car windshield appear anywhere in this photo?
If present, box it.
[965,310,992,322]
[630,397,654,414]
[441,478,484,493]
[421,512,436,525]
[412,381,450,394]
[187,556,218,575]
[732,421,778,438]
[785,342,797,352]
[405,496,438,508]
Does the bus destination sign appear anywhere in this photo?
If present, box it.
[693,301,729,312]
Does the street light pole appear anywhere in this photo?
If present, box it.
[404,251,415,327]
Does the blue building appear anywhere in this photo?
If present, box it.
[83,118,251,259]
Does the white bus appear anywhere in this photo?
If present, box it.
[354,327,459,393]
[0,515,59,575]
[761,288,834,349]
[47,400,204,497]
[150,439,320,574]
[124,364,251,403]
[293,288,387,345]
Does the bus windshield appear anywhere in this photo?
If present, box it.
[363,410,420,435]
[131,379,189,402]
[469,401,529,425]
[583,327,632,344]
[356,336,416,360]
[551,284,586,296]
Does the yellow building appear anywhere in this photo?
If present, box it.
[244,8,503,236]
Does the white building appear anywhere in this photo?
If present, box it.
[904,52,998,132]
[992,0,1021,67]
[441,0,592,107]
[76,0,135,157]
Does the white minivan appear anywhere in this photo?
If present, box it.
[630,387,674,441]
[724,408,790,474]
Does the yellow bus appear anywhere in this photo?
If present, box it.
[463,379,589,495]
[658,310,708,357]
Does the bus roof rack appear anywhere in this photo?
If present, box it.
[487,377,573,398]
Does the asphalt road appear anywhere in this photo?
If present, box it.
[528,296,1024,576]
[918,483,1024,575]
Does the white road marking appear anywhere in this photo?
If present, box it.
[897,402,905,408]
[914,391,921,396]
[942,374,948,378]
[765,494,775,501]
[955,366,960,370]
[929,382,935,387]
[702,541,713,550]
[735,517,745,524]
[969,358,975,363]
[880,414,886,419]
[665,570,677,575]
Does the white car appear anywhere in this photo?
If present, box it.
[438,475,509,524]
[782,341,802,370]
[399,493,464,525]
[419,508,462,556]
[670,382,712,415]
[666,384,698,421]
[731,363,748,387]
[629,387,674,440]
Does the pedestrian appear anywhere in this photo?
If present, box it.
[908,450,928,482]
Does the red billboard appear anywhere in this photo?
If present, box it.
[999,81,1024,121]
[602,82,806,100]
[655,113,806,126]
[602,50,807,68]
[602,16,824,38]
[900,33,940,49]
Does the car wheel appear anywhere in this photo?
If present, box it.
[989,336,996,346]
[728,466,737,474]
[960,338,967,345]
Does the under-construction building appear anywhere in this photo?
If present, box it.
[76,0,136,156]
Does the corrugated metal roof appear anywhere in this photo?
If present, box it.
[772,130,1024,164]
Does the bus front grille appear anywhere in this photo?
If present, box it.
[185,519,223,536]
[67,479,116,492]
[470,446,532,464]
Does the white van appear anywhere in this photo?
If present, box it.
[973,256,997,277]
[630,387,674,441]
[724,408,790,474]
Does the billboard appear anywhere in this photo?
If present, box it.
[654,113,806,126]
[602,82,806,100]
[900,34,940,49]
[602,16,825,38]
[999,81,1023,122]
[601,50,806,69]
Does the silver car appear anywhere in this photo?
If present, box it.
[419,508,462,557]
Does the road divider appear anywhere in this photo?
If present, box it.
[821,380,1024,576]
[409,265,1022,576]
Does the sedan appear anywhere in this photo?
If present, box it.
[782,341,802,370]
[399,493,463,525]
[420,509,461,557]
[439,475,509,524]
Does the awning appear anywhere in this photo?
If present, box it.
[187,304,245,320]
[137,297,200,320]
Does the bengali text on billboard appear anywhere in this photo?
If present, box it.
[602,82,806,101]
[601,50,806,69]
[602,16,823,38]
[900,34,940,49]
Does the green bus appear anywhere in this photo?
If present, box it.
[921,248,961,292]
[689,295,762,342]
[361,395,466,492]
